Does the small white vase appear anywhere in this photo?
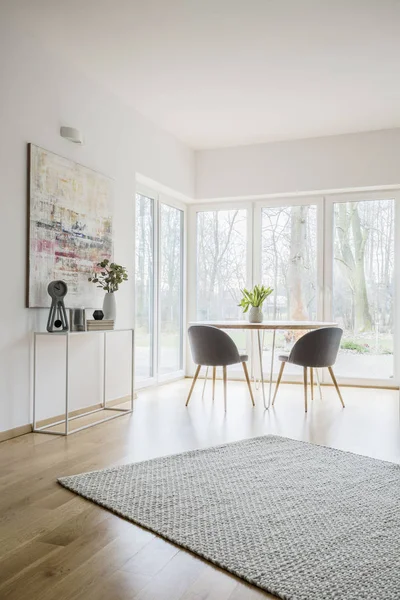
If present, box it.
[103,292,116,320]
[249,306,263,323]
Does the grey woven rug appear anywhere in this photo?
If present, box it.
[58,435,400,600]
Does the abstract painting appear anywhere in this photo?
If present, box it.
[27,144,113,308]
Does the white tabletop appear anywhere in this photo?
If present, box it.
[189,320,337,330]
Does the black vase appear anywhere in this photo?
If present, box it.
[93,310,104,321]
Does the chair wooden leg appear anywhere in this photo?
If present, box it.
[185,365,201,406]
[212,367,216,400]
[303,367,308,413]
[328,366,345,408]
[310,367,314,401]
[272,361,285,405]
[242,362,255,406]
[223,366,227,412]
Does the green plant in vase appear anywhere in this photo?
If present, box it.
[89,260,128,320]
[238,284,273,323]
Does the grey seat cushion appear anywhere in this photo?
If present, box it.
[239,354,249,362]
[278,354,289,362]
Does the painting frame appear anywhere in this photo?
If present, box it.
[27,143,114,308]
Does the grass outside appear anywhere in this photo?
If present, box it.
[340,333,393,355]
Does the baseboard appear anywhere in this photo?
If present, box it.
[0,424,33,443]
[0,395,133,444]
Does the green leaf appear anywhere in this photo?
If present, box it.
[89,261,128,290]
[239,283,274,312]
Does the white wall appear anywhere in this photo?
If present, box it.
[196,128,400,200]
[0,18,194,432]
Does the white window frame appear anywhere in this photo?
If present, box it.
[253,196,324,383]
[324,190,400,388]
[135,185,157,389]
[186,191,399,389]
[187,201,253,378]
[135,184,187,389]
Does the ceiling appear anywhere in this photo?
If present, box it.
[6,0,400,149]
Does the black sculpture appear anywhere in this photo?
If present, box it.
[47,280,69,332]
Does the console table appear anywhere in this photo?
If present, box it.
[33,329,134,436]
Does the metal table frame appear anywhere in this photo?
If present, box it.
[33,329,134,436]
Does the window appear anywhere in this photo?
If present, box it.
[135,193,154,383]
[196,209,247,321]
[261,204,318,321]
[159,203,184,374]
[332,197,395,380]
[195,207,249,368]
[190,193,398,386]
[135,190,185,386]
[258,201,319,376]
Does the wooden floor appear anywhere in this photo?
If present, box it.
[1,378,399,600]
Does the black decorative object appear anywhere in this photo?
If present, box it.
[93,310,104,321]
[47,280,69,332]
[69,308,86,331]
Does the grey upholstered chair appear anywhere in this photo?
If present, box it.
[186,325,255,410]
[272,327,344,412]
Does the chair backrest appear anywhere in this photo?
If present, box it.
[188,325,241,366]
[288,327,343,368]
